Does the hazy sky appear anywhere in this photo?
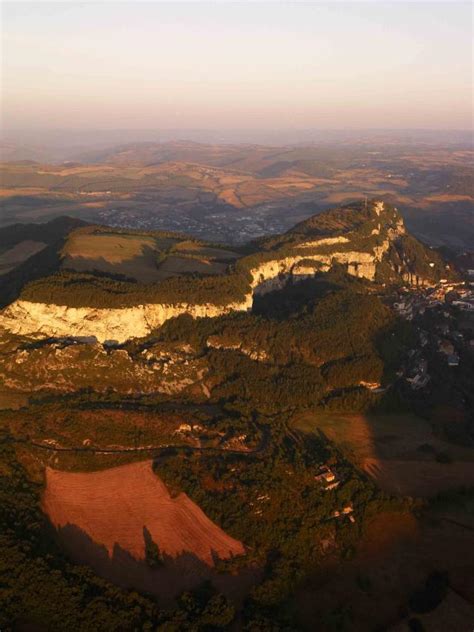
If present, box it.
[1,1,472,130]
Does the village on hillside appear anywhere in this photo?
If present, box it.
[391,274,474,393]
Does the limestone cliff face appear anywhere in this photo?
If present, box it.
[0,295,253,343]
[247,201,405,294]
[249,248,386,295]
[0,244,384,342]
[298,236,350,249]
[0,201,427,343]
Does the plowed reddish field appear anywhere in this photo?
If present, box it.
[42,460,246,599]
[43,459,244,564]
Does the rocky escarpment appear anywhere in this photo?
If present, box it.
[206,334,270,362]
[0,247,386,342]
[250,249,383,295]
[238,201,407,295]
[0,339,207,396]
[0,201,443,343]
[0,295,253,343]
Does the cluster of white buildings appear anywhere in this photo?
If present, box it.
[314,465,340,491]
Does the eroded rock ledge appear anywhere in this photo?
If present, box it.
[0,201,437,343]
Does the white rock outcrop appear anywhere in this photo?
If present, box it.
[0,245,383,342]
[298,236,350,248]
[0,202,412,343]
[248,246,388,296]
[0,295,253,343]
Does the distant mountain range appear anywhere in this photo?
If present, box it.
[2,128,472,162]
[1,140,472,249]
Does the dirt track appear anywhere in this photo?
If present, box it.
[26,422,269,454]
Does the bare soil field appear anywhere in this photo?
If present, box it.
[42,460,246,600]
[293,412,474,497]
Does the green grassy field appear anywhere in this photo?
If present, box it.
[62,231,158,262]
[60,228,238,283]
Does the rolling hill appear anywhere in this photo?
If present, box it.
[1,140,472,248]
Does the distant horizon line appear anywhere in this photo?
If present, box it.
[3,127,472,133]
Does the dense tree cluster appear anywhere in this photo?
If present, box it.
[21,268,252,308]
[156,415,401,613]
[151,278,409,414]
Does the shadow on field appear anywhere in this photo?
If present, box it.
[56,521,249,605]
